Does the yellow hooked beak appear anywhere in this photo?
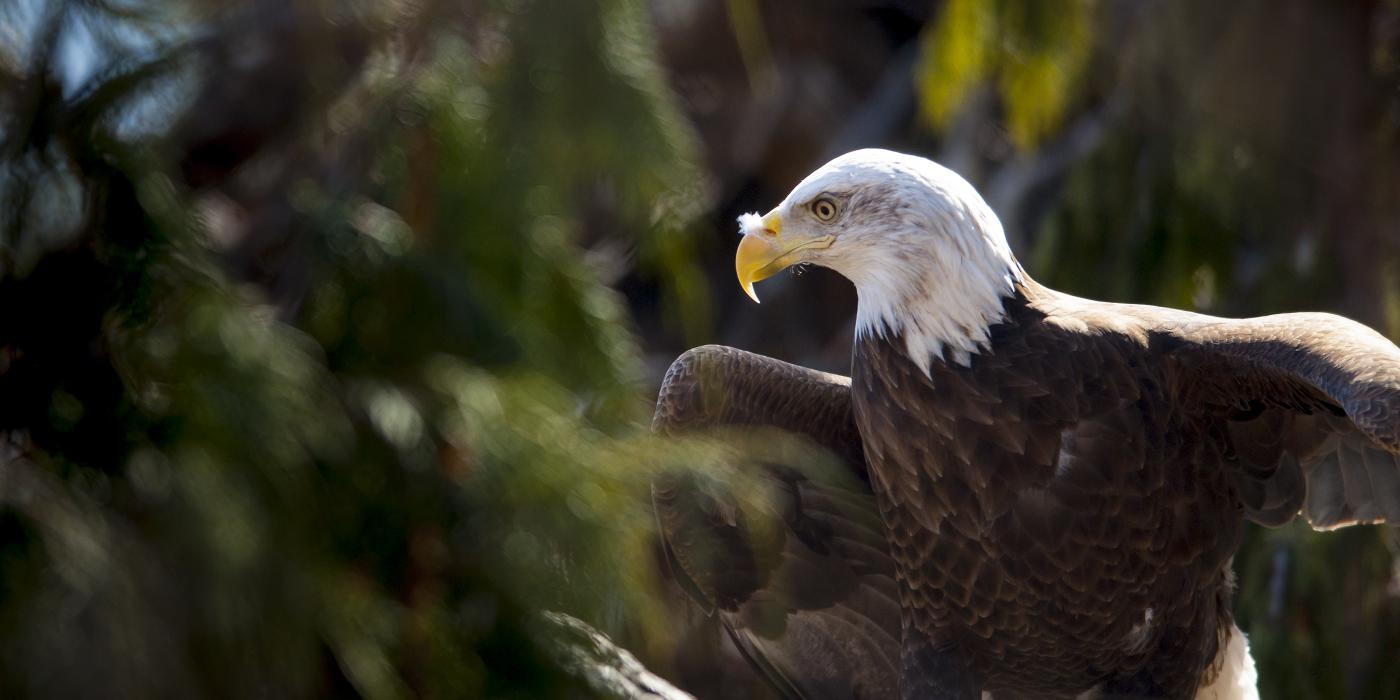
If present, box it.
[735,211,833,303]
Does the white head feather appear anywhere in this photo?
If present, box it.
[741,149,1023,373]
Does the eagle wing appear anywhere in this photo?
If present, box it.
[1166,312,1400,529]
[651,345,898,700]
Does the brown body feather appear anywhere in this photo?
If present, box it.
[855,281,1234,697]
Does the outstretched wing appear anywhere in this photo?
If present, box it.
[1165,312,1400,528]
[652,345,898,700]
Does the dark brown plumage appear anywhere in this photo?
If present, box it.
[654,150,1400,699]
[653,346,898,700]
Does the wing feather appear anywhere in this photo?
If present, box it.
[652,345,898,700]
[1165,312,1400,529]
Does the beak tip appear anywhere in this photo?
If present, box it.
[742,283,760,304]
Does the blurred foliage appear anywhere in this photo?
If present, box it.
[0,0,719,697]
[1233,523,1400,699]
[1030,1,1400,321]
[916,0,1094,149]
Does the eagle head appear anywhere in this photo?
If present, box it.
[735,148,1024,369]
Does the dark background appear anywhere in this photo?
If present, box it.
[1,1,1398,698]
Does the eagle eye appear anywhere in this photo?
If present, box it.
[812,197,839,223]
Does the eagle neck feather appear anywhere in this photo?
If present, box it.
[851,229,1026,375]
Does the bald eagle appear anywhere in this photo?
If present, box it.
[653,149,1400,699]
